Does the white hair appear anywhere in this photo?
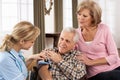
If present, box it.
[61,27,80,43]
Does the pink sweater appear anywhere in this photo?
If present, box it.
[76,23,120,78]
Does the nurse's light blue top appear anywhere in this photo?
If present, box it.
[0,49,28,80]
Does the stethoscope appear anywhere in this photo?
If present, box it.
[9,51,23,72]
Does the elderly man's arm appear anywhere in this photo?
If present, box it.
[38,65,52,80]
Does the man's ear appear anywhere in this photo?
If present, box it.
[19,39,25,44]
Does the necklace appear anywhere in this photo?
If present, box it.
[81,27,97,41]
[86,26,97,31]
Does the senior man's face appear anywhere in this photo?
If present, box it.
[58,31,76,54]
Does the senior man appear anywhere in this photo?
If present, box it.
[38,27,87,80]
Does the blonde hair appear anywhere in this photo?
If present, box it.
[0,21,40,51]
[77,0,102,26]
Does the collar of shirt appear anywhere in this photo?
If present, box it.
[9,49,22,59]
[9,49,27,77]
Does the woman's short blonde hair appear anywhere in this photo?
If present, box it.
[77,0,102,26]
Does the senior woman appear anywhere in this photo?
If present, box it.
[75,0,120,80]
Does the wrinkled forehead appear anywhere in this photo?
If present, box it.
[60,31,75,41]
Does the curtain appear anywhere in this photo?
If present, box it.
[33,0,45,54]
[54,0,63,33]
[72,0,78,28]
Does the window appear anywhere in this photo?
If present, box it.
[45,0,54,33]
[97,0,120,48]
[0,0,33,56]
[63,0,73,28]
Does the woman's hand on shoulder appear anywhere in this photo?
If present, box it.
[75,54,93,66]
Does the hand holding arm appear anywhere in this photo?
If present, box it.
[26,51,47,67]
[47,51,63,63]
